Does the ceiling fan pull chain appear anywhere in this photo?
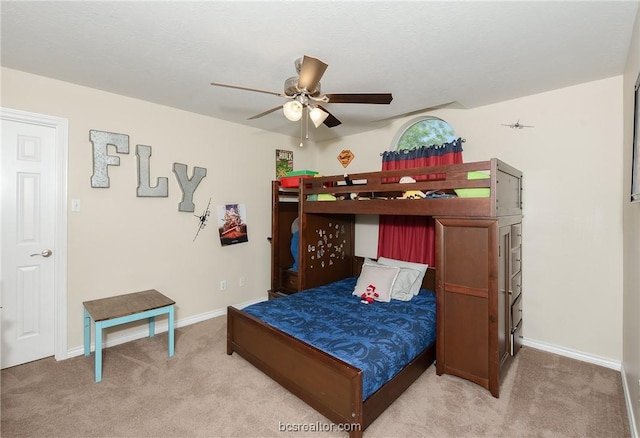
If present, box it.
[300,114,304,147]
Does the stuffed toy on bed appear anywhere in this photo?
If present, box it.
[360,284,379,304]
[399,176,426,199]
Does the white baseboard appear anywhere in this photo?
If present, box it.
[621,364,639,438]
[522,337,621,370]
[66,297,266,359]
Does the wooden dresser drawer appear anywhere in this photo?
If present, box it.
[510,272,522,302]
[268,290,289,300]
[511,223,522,248]
[281,269,298,291]
[511,246,521,275]
[510,292,522,329]
[511,319,523,355]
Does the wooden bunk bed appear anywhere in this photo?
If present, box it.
[227,158,523,437]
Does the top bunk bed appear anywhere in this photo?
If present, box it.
[297,158,522,218]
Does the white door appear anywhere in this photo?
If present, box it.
[1,109,67,369]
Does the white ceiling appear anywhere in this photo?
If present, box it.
[1,1,638,142]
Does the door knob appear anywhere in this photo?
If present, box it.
[30,249,53,257]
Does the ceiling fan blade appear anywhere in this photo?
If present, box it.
[248,105,283,120]
[211,82,286,97]
[317,105,342,128]
[371,101,463,122]
[297,55,328,94]
[324,93,393,104]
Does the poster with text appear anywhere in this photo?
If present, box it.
[217,203,248,246]
[276,149,293,178]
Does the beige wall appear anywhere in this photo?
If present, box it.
[316,76,625,364]
[1,67,316,352]
[623,4,640,435]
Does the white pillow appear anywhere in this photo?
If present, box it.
[376,257,428,296]
[352,263,400,303]
[363,258,421,301]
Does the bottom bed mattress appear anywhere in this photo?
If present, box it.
[241,277,437,400]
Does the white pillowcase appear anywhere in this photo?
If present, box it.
[363,258,420,301]
[352,263,400,303]
[389,266,422,301]
[376,257,429,297]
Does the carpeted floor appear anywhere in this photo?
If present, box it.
[1,315,631,437]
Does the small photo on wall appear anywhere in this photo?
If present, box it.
[276,149,293,178]
[217,203,248,246]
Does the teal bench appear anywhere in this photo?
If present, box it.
[83,289,175,382]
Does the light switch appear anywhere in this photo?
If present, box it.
[71,199,81,212]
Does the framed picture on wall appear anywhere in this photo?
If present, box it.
[217,203,248,246]
[276,149,293,178]
[632,72,640,203]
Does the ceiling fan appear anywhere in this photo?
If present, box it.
[210,55,393,134]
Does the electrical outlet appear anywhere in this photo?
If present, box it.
[220,280,227,291]
[239,277,246,287]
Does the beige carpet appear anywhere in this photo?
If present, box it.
[1,315,630,438]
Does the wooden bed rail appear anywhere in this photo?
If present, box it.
[304,160,495,195]
[299,158,522,218]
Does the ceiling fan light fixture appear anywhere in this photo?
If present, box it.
[309,106,329,128]
[211,55,392,131]
[283,100,303,121]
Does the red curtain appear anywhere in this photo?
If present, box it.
[377,138,463,265]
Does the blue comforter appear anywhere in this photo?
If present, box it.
[242,277,437,400]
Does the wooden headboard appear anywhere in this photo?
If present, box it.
[352,256,436,291]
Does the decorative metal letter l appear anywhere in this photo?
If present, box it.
[136,145,169,197]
